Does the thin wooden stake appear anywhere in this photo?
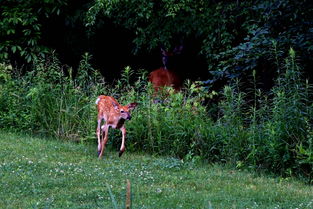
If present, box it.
[126,179,131,209]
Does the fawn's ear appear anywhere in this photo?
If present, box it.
[112,102,119,110]
[127,103,138,110]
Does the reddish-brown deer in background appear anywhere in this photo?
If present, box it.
[96,95,137,158]
[149,46,183,94]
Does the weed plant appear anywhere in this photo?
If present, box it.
[0,49,312,182]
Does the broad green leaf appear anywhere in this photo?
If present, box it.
[11,46,16,53]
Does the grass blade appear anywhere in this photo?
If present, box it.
[106,182,119,209]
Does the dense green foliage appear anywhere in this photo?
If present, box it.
[1,0,313,83]
[1,132,313,208]
[0,50,312,181]
[0,0,67,63]
[86,0,313,83]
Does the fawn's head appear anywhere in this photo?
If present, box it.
[112,102,138,120]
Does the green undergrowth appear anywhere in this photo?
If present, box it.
[0,49,312,181]
[0,131,312,209]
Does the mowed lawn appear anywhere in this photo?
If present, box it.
[0,132,312,209]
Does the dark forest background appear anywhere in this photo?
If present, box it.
[1,0,312,86]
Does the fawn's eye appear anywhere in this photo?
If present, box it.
[121,110,125,113]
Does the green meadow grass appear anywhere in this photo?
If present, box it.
[0,131,312,209]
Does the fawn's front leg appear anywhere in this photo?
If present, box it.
[119,126,126,157]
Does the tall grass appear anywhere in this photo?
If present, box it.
[0,49,312,182]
